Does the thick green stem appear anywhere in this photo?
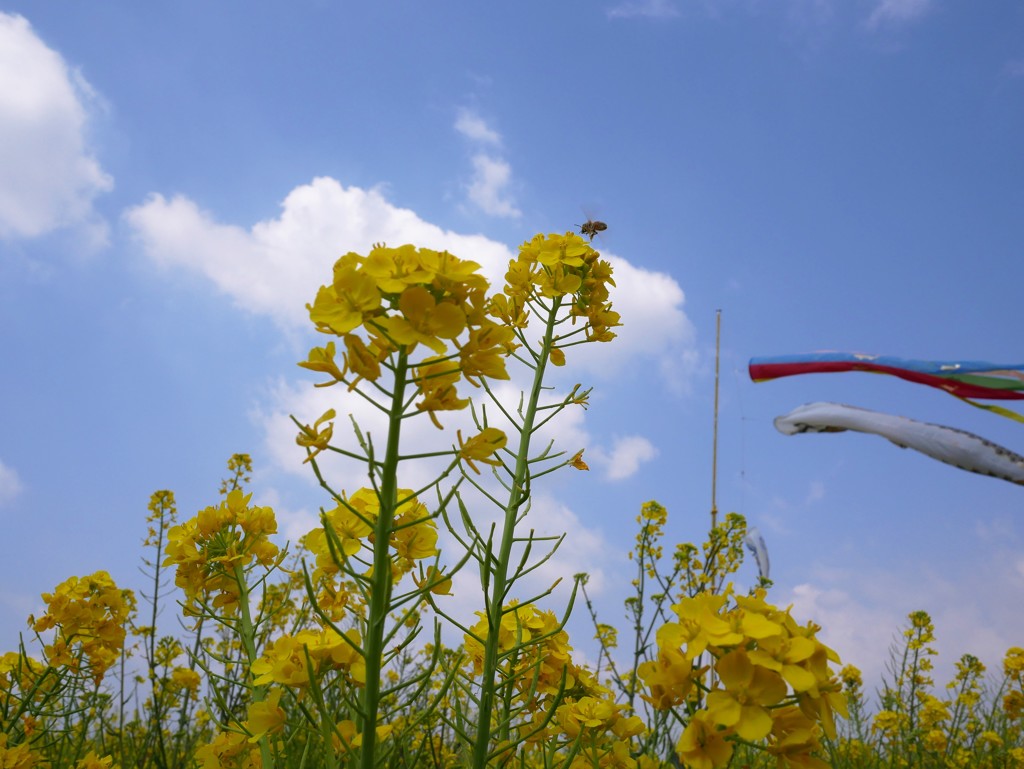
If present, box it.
[234,564,274,769]
[471,297,562,769]
[358,350,410,769]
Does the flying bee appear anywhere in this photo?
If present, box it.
[578,219,608,241]
[578,219,607,241]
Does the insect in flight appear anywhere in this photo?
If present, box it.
[578,219,608,241]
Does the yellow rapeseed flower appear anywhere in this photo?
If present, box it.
[31,571,135,684]
[1005,646,1024,678]
[555,696,616,738]
[297,341,345,386]
[637,646,697,709]
[458,322,515,383]
[374,286,466,354]
[765,706,830,769]
[487,293,529,328]
[414,566,452,595]
[922,729,947,752]
[457,427,508,473]
[170,666,202,696]
[414,357,470,429]
[391,497,439,561]
[194,730,261,769]
[0,733,40,769]
[872,709,903,736]
[362,244,435,294]
[295,408,335,463]
[244,688,286,742]
[707,649,788,741]
[676,712,733,769]
[342,332,389,387]
[308,259,382,336]
[74,751,118,769]
[163,489,280,615]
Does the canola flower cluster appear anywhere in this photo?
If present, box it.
[163,489,281,617]
[296,235,616,440]
[29,571,136,685]
[637,586,847,769]
[579,502,850,769]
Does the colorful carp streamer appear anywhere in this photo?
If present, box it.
[750,353,1024,422]
[775,402,1024,487]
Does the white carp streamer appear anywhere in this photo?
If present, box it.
[775,402,1024,487]
[744,526,770,581]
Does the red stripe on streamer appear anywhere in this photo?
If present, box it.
[748,360,1024,401]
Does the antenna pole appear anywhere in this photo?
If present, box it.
[711,310,721,530]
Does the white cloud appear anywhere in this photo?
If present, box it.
[0,460,23,507]
[454,109,520,219]
[519,494,615,598]
[124,178,517,331]
[866,0,930,29]
[592,436,659,481]
[607,0,680,20]
[454,108,501,146]
[0,13,112,243]
[465,154,521,218]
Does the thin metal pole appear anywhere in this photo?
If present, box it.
[711,310,721,530]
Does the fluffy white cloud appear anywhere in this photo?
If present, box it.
[592,436,659,481]
[0,460,22,507]
[0,13,112,242]
[465,154,521,218]
[124,178,517,331]
[866,0,930,29]
[454,108,501,146]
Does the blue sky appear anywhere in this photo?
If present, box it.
[2,0,1023,692]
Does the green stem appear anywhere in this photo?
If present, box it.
[359,349,410,769]
[234,563,275,769]
[471,297,562,769]
[146,506,168,769]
